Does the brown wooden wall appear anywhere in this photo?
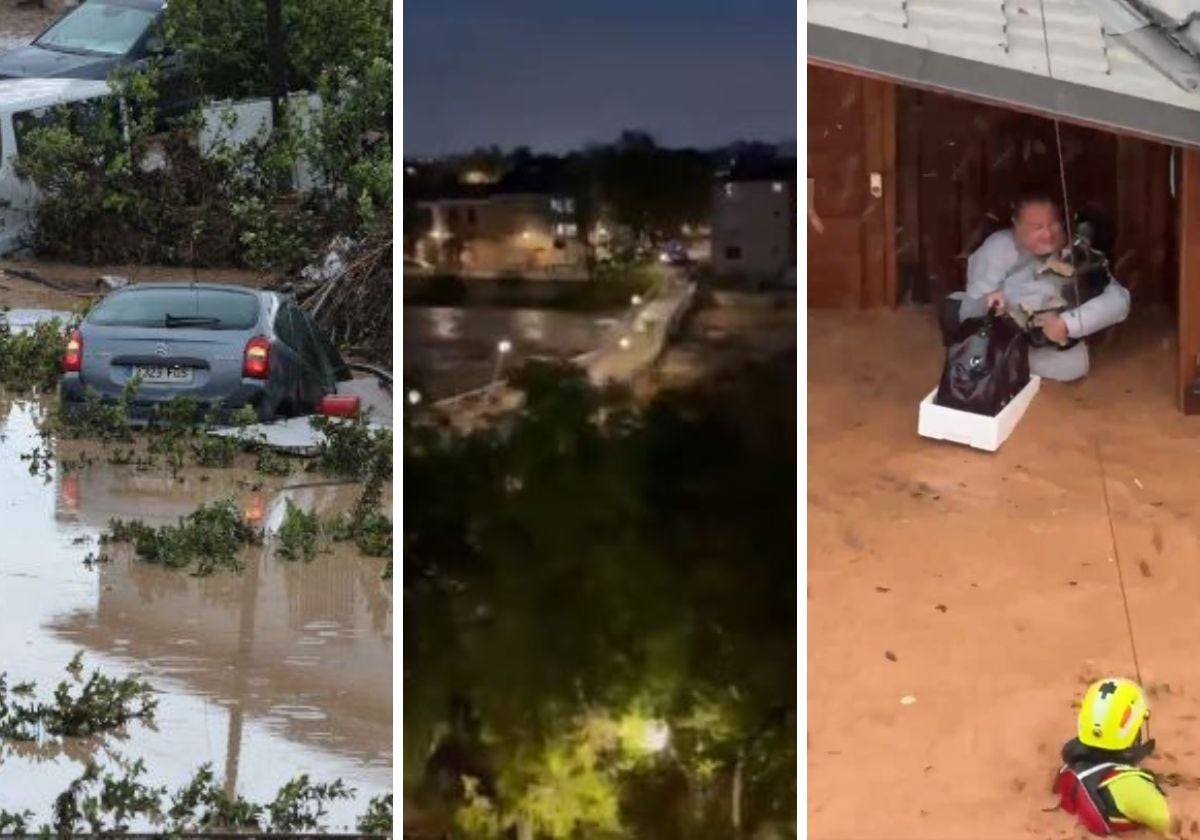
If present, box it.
[807,66,896,308]
[808,65,1178,310]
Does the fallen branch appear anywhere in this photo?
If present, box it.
[1,267,98,298]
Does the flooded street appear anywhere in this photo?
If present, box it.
[404,306,616,398]
[0,394,392,829]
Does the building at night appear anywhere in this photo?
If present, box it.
[414,191,586,277]
[711,161,797,281]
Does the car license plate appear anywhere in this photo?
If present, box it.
[133,365,194,384]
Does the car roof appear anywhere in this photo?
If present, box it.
[110,282,275,296]
[0,78,113,113]
[94,0,167,9]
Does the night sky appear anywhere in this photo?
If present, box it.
[403,0,796,156]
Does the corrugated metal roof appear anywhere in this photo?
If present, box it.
[808,0,1200,114]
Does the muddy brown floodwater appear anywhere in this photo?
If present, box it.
[809,306,1200,839]
[0,393,392,830]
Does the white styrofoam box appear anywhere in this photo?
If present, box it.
[918,376,1041,452]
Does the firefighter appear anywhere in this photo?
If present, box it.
[1054,677,1179,837]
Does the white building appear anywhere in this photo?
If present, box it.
[711,172,796,281]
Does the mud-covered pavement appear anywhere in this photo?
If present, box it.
[0,5,50,52]
[808,306,1200,839]
[0,295,391,828]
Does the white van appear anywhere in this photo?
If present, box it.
[0,77,113,256]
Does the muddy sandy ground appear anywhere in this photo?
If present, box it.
[808,306,1200,839]
[0,280,392,828]
[0,4,54,50]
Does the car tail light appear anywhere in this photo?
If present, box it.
[63,329,83,373]
[243,337,271,379]
[318,394,361,418]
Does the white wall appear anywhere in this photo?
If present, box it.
[711,180,794,279]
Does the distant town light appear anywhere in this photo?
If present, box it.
[772,181,784,193]
[630,294,643,306]
[724,183,735,198]
[407,390,422,406]
[619,337,631,350]
[405,166,416,175]
[497,339,513,355]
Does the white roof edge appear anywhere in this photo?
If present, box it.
[0,78,113,112]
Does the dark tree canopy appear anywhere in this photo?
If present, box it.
[404,357,797,837]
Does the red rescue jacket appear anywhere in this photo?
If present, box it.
[1060,763,1161,835]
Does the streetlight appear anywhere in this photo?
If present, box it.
[642,720,670,753]
[407,390,422,406]
[630,294,643,307]
[492,339,513,383]
[618,336,631,350]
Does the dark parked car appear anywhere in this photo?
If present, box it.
[60,283,351,423]
[0,0,194,118]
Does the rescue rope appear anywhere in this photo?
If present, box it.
[1038,0,1084,323]
[1040,3,1149,736]
[1095,442,1145,687]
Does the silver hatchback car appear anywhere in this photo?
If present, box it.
[60,283,350,422]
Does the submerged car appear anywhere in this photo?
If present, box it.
[60,283,351,423]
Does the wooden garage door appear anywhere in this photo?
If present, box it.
[807,65,896,308]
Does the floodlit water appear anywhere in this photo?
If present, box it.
[0,394,392,830]
[403,306,614,397]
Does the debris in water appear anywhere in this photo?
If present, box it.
[900,695,916,705]
[1139,559,1152,578]
[875,585,891,593]
[935,604,948,613]
[102,499,262,576]
[1134,478,1144,490]
[277,500,320,562]
[96,275,130,290]
[885,651,898,662]
[0,655,156,741]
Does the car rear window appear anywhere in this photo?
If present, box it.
[87,288,260,330]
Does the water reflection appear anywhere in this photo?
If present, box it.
[404,306,614,397]
[511,309,546,343]
[430,307,462,341]
[0,396,392,829]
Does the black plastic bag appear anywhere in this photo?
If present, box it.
[935,310,1030,417]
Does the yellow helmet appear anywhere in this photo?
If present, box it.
[1078,678,1149,751]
